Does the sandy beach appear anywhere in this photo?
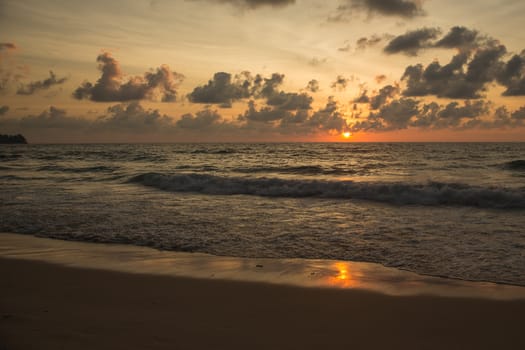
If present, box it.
[1,234,525,349]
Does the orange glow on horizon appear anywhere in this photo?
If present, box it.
[342,131,352,139]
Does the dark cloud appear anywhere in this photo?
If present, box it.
[434,26,479,51]
[0,105,9,115]
[211,0,295,8]
[187,71,311,110]
[188,71,254,107]
[401,42,507,99]
[333,0,424,20]
[414,100,490,128]
[176,109,223,129]
[497,50,525,96]
[356,35,385,50]
[349,98,503,131]
[99,102,174,131]
[73,52,184,102]
[305,79,320,93]
[369,84,400,109]
[239,97,348,135]
[16,71,67,95]
[330,75,351,91]
[266,91,312,110]
[15,106,91,130]
[384,27,441,56]
[305,97,348,132]
[240,100,293,123]
[353,89,370,103]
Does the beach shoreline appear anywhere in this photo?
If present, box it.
[2,233,525,349]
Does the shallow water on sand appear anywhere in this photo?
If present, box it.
[1,143,524,285]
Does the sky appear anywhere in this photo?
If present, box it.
[1,0,525,143]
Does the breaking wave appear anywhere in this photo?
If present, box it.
[504,160,525,171]
[129,172,525,209]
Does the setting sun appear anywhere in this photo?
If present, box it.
[342,132,352,139]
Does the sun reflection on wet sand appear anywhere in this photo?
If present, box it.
[327,262,361,288]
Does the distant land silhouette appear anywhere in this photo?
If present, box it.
[0,134,28,144]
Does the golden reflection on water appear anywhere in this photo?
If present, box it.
[327,262,360,288]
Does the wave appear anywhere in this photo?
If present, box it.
[503,160,525,171]
[234,165,358,175]
[37,165,119,173]
[128,172,525,209]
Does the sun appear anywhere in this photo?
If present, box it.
[342,131,352,139]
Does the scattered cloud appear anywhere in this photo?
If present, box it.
[188,71,255,107]
[308,57,328,67]
[16,71,67,95]
[384,27,441,56]
[176,108,224,129]
[338,41,351,52]
[348,95,521,132]
[375,74,387,84]
[305,79,320,93]
[356,34,386,50]
[73,52,184,102]
[331,75,352,91]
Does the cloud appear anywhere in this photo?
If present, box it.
[16,71,67,95]
[375,74,387,84]
[384,27,441,56]
[332,0,424,21]
[188,71,254,107]
[15,106,92,130]
[210,0,295,8]
[308,57,328,67]
[99,102,175,131]
[369,84,400,109]
[187,71,310,110]
[497,50,525,96]
[266,91,313,110]
[73,52,184,102]
[348,97,513,132]
[434,26,480,52]
[331,75,351,91]
[401,42,507,99]
[176,109,224,129]
[338,41,351,52]
[0,105,9,115]
[305,97,348,132]
[240,100,293,123]
[356,35,385,50]
[305,79,320,93]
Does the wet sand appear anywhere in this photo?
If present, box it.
[1,234,525,349]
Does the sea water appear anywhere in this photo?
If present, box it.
[1,143,524,285]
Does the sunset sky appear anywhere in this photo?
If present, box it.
[1,0,524,142]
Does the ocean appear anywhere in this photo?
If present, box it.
[1,143,524,285]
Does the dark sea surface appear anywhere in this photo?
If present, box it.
[1,143,524,285]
